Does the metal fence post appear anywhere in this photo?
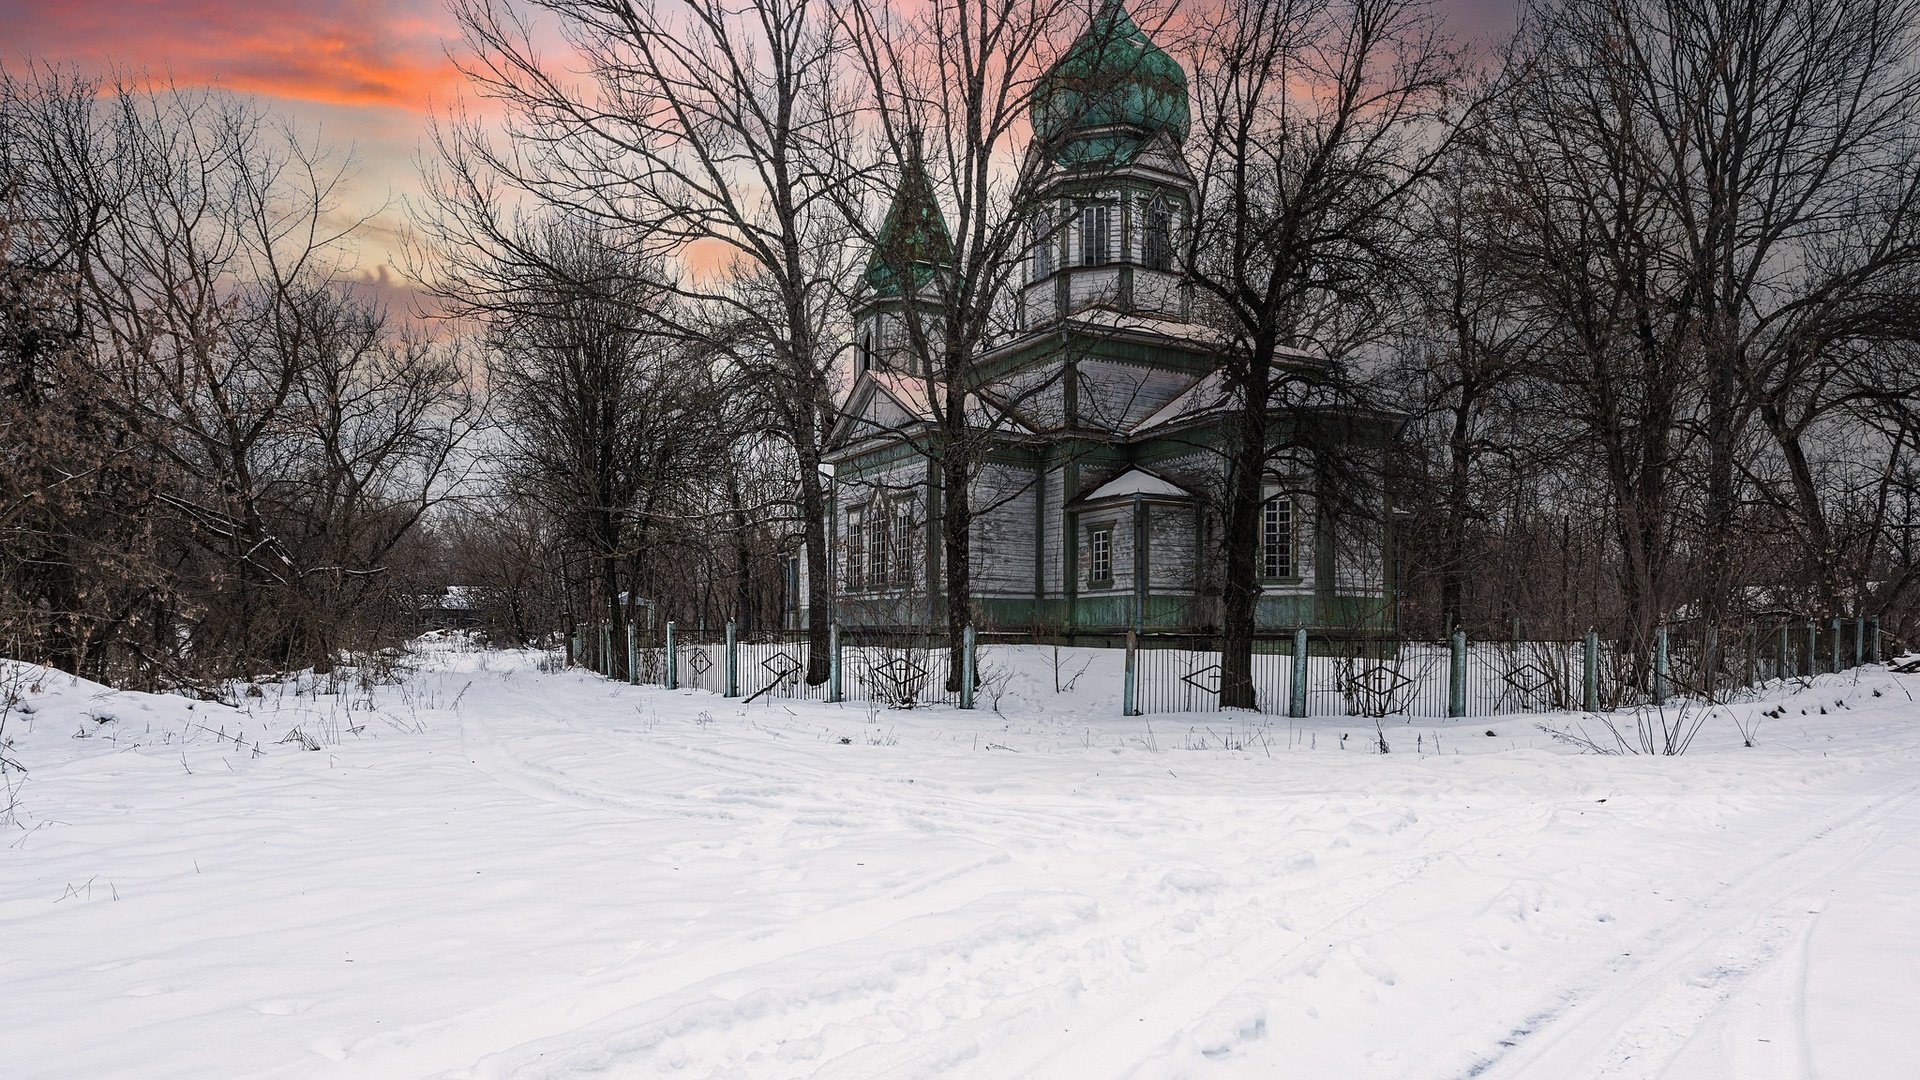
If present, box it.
[627,622,638,685]
[1448,629,1467,718]
[1123,629,1138,717]
[1778,624,1790,679]
[1806,621,1818,677]
[1831,617,1843,674]
[600,623,612,678]
[1854,616,1865,669]
[724,620,738,697]
[1290,628,1309,719]
[1653,626,1668,705]
[828,623,843,703]
[569,627,579,668]
[959,624,976,710]
[1583,628,1599,712]
[665,621,677,690]
[1869,616,1881,664]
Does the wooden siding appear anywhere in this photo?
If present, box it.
[968,463,1039,597]
[1146,503,1197,592]
[1041,467,1067,596]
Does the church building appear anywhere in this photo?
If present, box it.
[802,1,1399,637]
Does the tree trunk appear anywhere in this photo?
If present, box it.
[1219,397,1269,710]
[1761,400,1844,614]
[1440,391,1476,632]
[797,447,833,685]
[941,450,973,694]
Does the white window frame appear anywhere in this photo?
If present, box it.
[1080,203,1111,267]
[1031,216,1054,279]
[866,501,889,587]
[1262,495,1294,579]
[888,500,913,586]
[1089,525,1113,584]
[846,506,865,590]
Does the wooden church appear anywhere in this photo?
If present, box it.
[798,1,1399,637]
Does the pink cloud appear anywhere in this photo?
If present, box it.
[1,0,463,110]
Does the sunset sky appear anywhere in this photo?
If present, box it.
[2,0,1523,294]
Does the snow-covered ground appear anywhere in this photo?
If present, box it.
[5,639,1918,1079]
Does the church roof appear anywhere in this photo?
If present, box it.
[1075,466,1194,504]
[1126,344,1369,435]
[826,370,1036,453]
[864,149,953,300]
[1130,369,1232,434]
[1032,0,1190,165]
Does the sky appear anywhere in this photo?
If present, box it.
[1,0,1524,300]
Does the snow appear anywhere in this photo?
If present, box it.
[4,640,1920,1079]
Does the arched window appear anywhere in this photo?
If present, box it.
[858,328,874,373]
[888,501,913,585]
[867,501,889,586]
[1143,194,1172,271]
[846,506,866,589]
[1262,494,1294,579]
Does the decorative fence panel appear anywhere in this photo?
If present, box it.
[842,629,966,709]
[735,633,827,702]
[1131,635,1293,715]
[667,634,722,693]
[1309,639,1453,717]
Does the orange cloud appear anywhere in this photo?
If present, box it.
[1,0,463,111]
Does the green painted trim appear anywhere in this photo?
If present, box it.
[836,440,932,476]
[976,328,1216,383]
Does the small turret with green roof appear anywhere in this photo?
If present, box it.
[1031,0,1190,165]
[863,144,954,300]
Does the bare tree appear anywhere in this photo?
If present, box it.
[1396,144,1550,633]
[1180,0,1467,707]
[428,215,725,676]
[1,67,475,683]
[836,0,1092,685]
[433,0,862,683]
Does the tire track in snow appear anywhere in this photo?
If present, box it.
[1456,777,1920,1080]
[309,690,1022,1079]
[461,676,1095,846]
[920,809,1557,1078]
[456,701,751,823]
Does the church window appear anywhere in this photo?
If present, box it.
[1080,203,1111,267]
[1089,526,1113,584]
[1143,195,1172,271]
[846,507,865,589]
[1031,217,1054,279]
[867,502,889,586]
[889,501,913,585]
[1263,495,1294,578]
[858,328,874,373]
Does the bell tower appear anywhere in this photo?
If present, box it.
[1021,0,1196,331]
[852,145,954,377]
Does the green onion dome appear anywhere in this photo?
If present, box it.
[1032,0,1190,161]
